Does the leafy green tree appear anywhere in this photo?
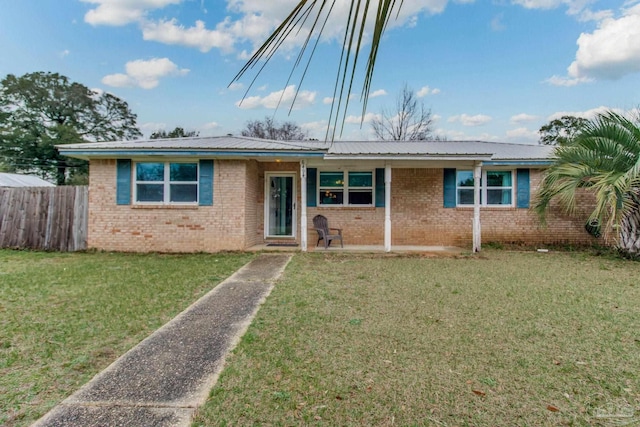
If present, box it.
[536,111,640,258]
[0,72,141,185]
[538,115,590,146]
[150,127,199,139]
[241,117,308,140]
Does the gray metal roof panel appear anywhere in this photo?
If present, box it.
[0,173,55,187]
[57,136,331,152]
[326,141,553,160]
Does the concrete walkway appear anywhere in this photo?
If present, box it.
[33,253,293,427]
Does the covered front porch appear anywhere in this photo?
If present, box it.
[295,159,485,253]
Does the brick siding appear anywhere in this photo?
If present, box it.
[88,159,250,252]
[87,160,596,252]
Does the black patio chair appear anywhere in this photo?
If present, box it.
[312,214,344,249]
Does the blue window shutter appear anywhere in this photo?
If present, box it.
[116,159,131,205]
[199,160,214,206]
[307,168,317,207]
[516,168,530,208]
[443,168,456,208]
[375,168,385,207]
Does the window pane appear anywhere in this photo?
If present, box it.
[458,189,475,205]
[348,171,372,187]
[136,184,164,202]
[487,189,512,205]
[170,184,198,202]
[457,171,474,187]
[170,163,197,182]
[349,190,373,205]
[320,189,343,205]
[319,172,344,187]
[136,163,164,181]
[487,171,512,187]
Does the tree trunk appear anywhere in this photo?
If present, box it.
[617,199,640,258]
[56,165,66,186]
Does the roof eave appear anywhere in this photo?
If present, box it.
[323,154,495,161]
[57,149,327,160]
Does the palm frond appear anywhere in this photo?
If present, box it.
[536,110,640,231]
[232,0,403,141]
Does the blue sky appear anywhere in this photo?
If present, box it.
[1,0,639,143]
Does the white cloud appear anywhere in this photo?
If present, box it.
[140,122,167,135]
[85,0,453,56]
[578,8,614,22]
[102,73,133,88]
[228,82,244,91]
[59,49,70,58]
[547,105,624,121]
[511,0,594,15]
[505,127,539,143]
[141,19,236,53]
[102,58,189,89]
[510,113,539,124]
[235,85,316,110]
[202,121,220,130]
[82,0,182,26]
[417,86,441,97]
[301,120,329,136]
[511,0,564,10]
[545,75,594,86]
[490,13,506,31]
[370,89,388,98]
[565,4,640,80]
[438,128,501,141]
[344,112,381,124]
[448,113,492,126]
[323,97,334,105]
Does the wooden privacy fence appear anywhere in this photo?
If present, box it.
[0,186,88,251]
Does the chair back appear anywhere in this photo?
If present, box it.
[313,215,329,233]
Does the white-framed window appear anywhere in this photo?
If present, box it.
[134,162,198,204]
[318,170,374,206]
[456,170,513,206]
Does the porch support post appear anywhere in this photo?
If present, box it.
[300,160,308,252]
[473,161,482,253]
[384,164,392,252]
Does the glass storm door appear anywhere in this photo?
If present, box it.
[266,174,296,238]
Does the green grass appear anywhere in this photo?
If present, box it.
[193,250,640,426]
[0,250,254,427]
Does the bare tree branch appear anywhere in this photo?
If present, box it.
[371,84,434,141]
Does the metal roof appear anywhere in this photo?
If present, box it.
[57,135,331,151]
[324,141,553,161]
[57,136,554,163]
[0,173,55,187]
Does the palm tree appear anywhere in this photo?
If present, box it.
[536,111,640,258]
[232,0,401,140]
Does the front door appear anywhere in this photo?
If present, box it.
[265,173,296,238]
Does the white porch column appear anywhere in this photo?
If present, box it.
[300,160,308,252]
[384,164,392,252]
[473,161,482,252]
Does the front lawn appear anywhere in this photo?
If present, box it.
[0,250,254,427]
[194,250,640,426]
